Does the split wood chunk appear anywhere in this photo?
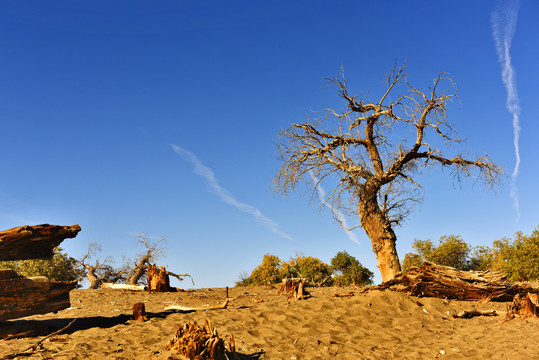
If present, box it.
[372,262,539,302]
[505,293,538,320]
[279,278,309,300]
[166,319,234,360]
[0,224,81,261]
[133,302,148,322]
[147,264,171,292]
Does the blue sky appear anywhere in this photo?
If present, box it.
[1,1,538,287]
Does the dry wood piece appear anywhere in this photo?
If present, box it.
[453,310,499,319]
[100,283,146,291]
[0,224,81,261]
[332,291,355,298]
[0,270,77,322]
[372,262,539,302]
[505,293,538,320]
[164,298,230,312]
[279,278,310,300]
[133,302,148,322]
[147,264,171,292]
[166,319,231,360]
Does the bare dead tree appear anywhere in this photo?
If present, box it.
[126,234,166,285]
[274,64,503,282]
[79,242,123,288]
[79,242,104,289]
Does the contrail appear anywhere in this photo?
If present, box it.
[171,144,294,241]
[491,0,521,219]
[309,172,361,245]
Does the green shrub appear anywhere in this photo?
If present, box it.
[287,255,332,284]
[330,251,373,286]
[236,254,286,286]
[490,228,539,281]
[403,235,471,271]
[0,247,84,284]
[401,253,423,272]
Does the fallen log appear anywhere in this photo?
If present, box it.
[372,262,539,301]
[0,269,76,322]
[0,224,81,261]
[100,283,146,291]
[164,298,230,312]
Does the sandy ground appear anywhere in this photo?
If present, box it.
[1,285,538,359]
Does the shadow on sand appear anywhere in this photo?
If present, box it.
[1,311,263,359]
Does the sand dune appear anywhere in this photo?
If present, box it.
[1,286,538,359]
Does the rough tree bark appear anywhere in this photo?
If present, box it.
[0,270,76,322]
[371,262,539,301]
[127,254,151,285]
[359,185,401,280]
[0,224,81,261]
[0,224,80,323]
[274,65,502,282]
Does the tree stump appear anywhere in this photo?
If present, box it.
[166,319,229,360]
[505,293,538,320]
[279,278,309,300]
[133,302,148,322]
[147,264,171,292]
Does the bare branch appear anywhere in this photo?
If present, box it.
[274,64,503,282]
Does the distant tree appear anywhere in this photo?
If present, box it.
[288,255,332,284]
[330,251,374,286]
[247,254,286,285]
[401,253,423,272]
[236,251,375,287]
[467,245,494,272]
[274,64,502,282]
[125,234,166,285]
[0,247,84,284]
[403,235,471,271]
[79,242,121,289]
[490,228,539,282]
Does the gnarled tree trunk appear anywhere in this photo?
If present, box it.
[127,254,150,285]
[359,190,401,282]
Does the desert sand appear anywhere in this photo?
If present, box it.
[1,285,538,359]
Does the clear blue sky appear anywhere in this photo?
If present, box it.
[1,1,537,287]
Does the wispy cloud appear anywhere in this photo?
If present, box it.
[309,172,361,245]
[491,0,521,219]
[171,145,294,241]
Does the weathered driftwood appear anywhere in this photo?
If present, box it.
[0,269,76,322]
[453,309,499,319]
[100,283,146,291]
[166,319,232,360]
[0,224,81,261]
[164,298,230,312]
[278,278,309,300]
[372,262,539,301]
